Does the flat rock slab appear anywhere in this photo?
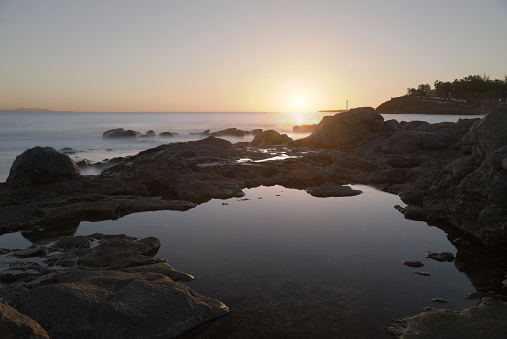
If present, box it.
[389,297,507,338]
[306,184,362,198]
[11,270,228,339]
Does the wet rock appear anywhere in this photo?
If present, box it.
[0,298,50,339]
[305,184,362,198]
[425,251,455,262]
[211,128,247,138]
[388,298,507,339]
[252,128,263,136]
[103,128,138,138]
[250,130,292,147]
[6,146,81,188]
[402,261,425,268]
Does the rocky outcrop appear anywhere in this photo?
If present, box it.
[389,297,507,338]
[297,107,385,147]
[250,130,292,147]
[1,234,229,339]
[6,146,81,188]
[103,128,138,138]
[376,96,489,115]
[0,298,50,339]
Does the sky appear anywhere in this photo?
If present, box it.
[0,0,506,112]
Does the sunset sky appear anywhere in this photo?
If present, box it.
[1,0,506,112]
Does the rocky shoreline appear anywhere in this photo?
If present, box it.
[1,106,506,337]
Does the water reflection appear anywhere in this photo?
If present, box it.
[71,185,477,338]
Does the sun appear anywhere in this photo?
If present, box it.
[295,98,303,106]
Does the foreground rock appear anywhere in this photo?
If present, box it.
[389,297,507,338]
[1,234,229,338]
[0,298,50,339]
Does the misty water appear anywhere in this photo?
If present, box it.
[0,111,484,337]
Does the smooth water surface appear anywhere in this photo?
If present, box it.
[57,185,477,337]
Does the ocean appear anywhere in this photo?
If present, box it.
[0,111,485,337]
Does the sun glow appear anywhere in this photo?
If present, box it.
[295,98,303,106]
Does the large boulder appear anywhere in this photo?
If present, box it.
[103,128,138,139]
[0,298,49,339]
[250,130,292,147]
[297,107,384,147]
[6,146,81,187]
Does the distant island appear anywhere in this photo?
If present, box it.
[0,107,54,112]
[318,109,348,113]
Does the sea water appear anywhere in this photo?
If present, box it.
[0,111,484,337]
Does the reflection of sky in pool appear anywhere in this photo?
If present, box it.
[0,185,477,337]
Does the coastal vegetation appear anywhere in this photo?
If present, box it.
[407,74,507,103]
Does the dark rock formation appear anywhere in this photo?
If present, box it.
[402,261,425,268]
[388,297,507,338]
[0,298,50,339]
[103,128,138,138]
[306,184,362,198]
[159,131,174,138]
[6,146,81,188]
[425,251,455,262]
[0,233,228,339]
[376,96,489,115]
[211,128,247,138]
[297,107,384,147]
[250,130,292,147]
[140,130,156,138]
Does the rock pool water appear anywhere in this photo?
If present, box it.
[0,184,478,337]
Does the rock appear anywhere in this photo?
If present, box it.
[159,131,174,138]
[140,130,156,138]
[293,124,317,133]
[250,130,292,147]
[425,252,455,262]
[431,298,448,303]
[305,184,362,198]
[383,119,402,132]
[0,298,50,339]
[459,106,507,156]
[12,270,228,339]
[211,128,246,138]
[381,130,449,154]
[252,129,263,136]
[297,107,384,147]
[415,271,431,276]
[1,233,228,338]
[402,261,425,268]
[6,146,81,188]
[388,297,507,338]
[103,128,138,138]
[189,129,210,136]
[76,159,91,167]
